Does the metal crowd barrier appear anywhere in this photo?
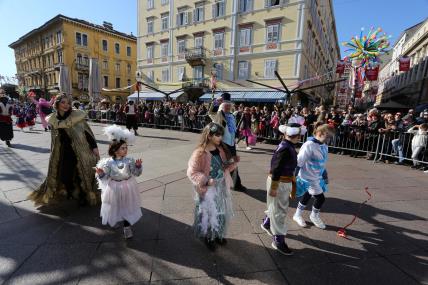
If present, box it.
[86,110,427,167]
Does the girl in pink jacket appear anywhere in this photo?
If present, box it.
[187,122,238,251]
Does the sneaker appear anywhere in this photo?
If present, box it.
[424,170,428,173]
[394,161,404,165]
[123,226,133,239]
[411,165,419,169]
[204,238,216,251]
[271,241,293,256]
[260,223,273,237]
[246,147,252,150]
[309,213,326,229]
[293,214,307,227]
[215,238,227,246]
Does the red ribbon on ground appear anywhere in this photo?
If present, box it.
[337,187,372,238]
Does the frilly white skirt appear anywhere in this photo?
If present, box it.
[99,177,142,227]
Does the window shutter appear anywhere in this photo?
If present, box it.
[220,1,225,16]
[176,14,180,26]
[212,4,217,18]
[187,11,192,25]
[265,0,269,8]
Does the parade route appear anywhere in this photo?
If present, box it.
[0,123,427,285]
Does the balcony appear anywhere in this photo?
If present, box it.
[183,78,210,89]
[185,47,208,66]
[75,62,89,71]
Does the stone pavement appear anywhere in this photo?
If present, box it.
[0,122,427,285]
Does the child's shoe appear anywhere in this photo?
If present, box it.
[309,213,326,229]
[293,214,307,227]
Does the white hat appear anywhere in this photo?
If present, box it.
[279,123,307,136]
[103,124,135,143]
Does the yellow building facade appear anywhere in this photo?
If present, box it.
[137,0,340,104]
[9,14,137,103]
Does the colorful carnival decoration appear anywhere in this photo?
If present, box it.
[343,27,391,69]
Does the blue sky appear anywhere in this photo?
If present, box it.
[1,0,428,80]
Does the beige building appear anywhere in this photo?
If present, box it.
[376,18,428,108]
[137,0,340,104]
[9,14,137,102]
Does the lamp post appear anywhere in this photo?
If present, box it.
[135,70,143,104]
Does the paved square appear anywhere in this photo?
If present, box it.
[0,123,427,285]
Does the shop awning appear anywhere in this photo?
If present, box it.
[128,91,166,101]
[199,91,286,103]
[168,92,185,100]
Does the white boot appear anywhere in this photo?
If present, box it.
[293,213,307,227]
[293,203,307,227]
[310,208,326,229]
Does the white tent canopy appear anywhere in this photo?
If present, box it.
[128,91,165,101]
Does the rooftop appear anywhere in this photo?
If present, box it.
[9,14,136,48]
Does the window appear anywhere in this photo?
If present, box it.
[177,9,190,26]
[147,44,154,62]
[239,0,253,12]
[265,0,281,7]
[116,78,121,88]
[147,18,154,34]
[76,32,82,45]
[115,62,120,72]
[127,63,131,74]
[177,66,186,81]
[83,56,89,66]
[161,13,169,31]
[57,50,63,64]
[239,28,251,47]
[215,63,223,80]
[115,43,120,54]
[193,66,203,79]
[161,42,169,58]
[162,68,169,82]
[264,59,277,78]
[178,39,186,54]
[78,73,84,89]
[147,0,154,9]
[56,31,62,44]
[82,34,88,46]
[267,24,279,43]
[103,60,108,69]
[212,0,226,18]
[161,0,169,5]
[238,61,249,79]
[76,53,82,64]
[147,70,154,82]
[127,79,131,86]
[194,3,204,22]
[102,40,108,51]
[195,36,203,48]
[127,46,131,56]
[214,32,224,49]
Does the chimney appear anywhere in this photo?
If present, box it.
[103,21,113,30]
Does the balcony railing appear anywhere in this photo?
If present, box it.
[183,78,210,89]
[185,47,208,66]
[75,62,89,71]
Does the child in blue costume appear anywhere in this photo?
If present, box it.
[293,123,335,229]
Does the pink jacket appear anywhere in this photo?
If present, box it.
[187,146,237,195]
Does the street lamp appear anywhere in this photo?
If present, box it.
[135,70,142,104]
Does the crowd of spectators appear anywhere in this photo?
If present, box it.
[85,100,428,172]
